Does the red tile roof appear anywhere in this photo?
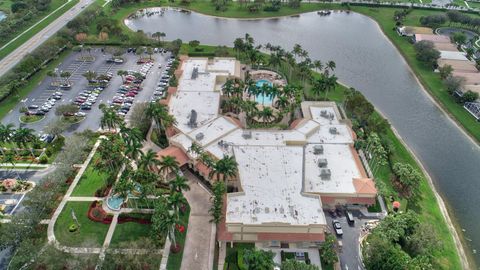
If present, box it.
[156,146,189,166]
[352,178,377,195]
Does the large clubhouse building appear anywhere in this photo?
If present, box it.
[157,56,376,248]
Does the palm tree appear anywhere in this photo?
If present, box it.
[116,177,133,198]
[100,106,123,131]
[169,175,190,193]
[167,191,187,218]
[311,77,326,100]
[325,60,336,76]
[241,100,259,125]
[159,155,180,179]
[259,107,274,123]
[119,125,143,147]
[13,127,36,149]
[313,60,323,73]
[139,149,161,172]
[83,70,97,83]
[0,123,15,156]
[117,70,128,83]
[323,74,338,100]
[209,155,238,186]
[60,71,71,85]
[125,141,142,161]
[146,102,175,135]
[275,95,289,110]
[292,44,303,59]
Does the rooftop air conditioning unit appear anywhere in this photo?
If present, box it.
[320,110,328,117]
[317,158,328,168]
[195,132,204,141]
[320,168,331,180]
[329,127,338,134]
[313,145,324,155]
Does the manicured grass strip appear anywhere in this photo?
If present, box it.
[166,206,190,270]
[54,201,110,247]
[71,157,108,197]
[109,222,152,248]
[0,49,69,120]
[0,0,79,60]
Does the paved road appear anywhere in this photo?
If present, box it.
[0,0,96,78]
[181,170,215,270]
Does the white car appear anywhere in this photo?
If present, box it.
[55,91,63,96]
[75,112,86,117]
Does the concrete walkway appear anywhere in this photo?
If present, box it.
[180,170,215,270]
[98,213,119,262]
[67,196,103,201]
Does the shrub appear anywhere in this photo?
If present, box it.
[69,224,78,232]
[39,155,49,164]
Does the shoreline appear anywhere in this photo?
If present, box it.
[122,6,471,269]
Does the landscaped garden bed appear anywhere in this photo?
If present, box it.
[0,178,33,193]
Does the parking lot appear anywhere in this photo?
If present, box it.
[1,48,172,134]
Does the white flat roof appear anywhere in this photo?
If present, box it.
[208,58,238,74]
[440,50,468,61]
[304,144,360,195]
[170,133,194,153]
[187,117,239,147]
[306,125,353,144]
[310,107,340,125]
[295,120,320,136]
[226,146,325,225]
[169,91,220,134]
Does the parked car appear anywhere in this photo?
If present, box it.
[28,105,39,110]
[40,134,55,143]
[332,220,343,236]
[80,104,92,110]
[75,112,86,117]
[346,211,355,225]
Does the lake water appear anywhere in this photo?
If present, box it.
[125,8,480,266]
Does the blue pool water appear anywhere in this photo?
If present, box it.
[255,79,273,105]
[106,195,123,211]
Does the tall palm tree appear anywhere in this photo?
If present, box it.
[209,155,238,186]
[169,175,190,193]
[275,95,289,110]
[100,105,123,131]
[120,125,143,147]
[82,70,97,83]
[159,155,179,179]
[125,141,142,161]
[168,191,187,218]
[324,74,338,100]
[138,149,161,172]
[13,127,36,149]
[114,177,134,201]
[259,107,274,123]
[117,70,128,83]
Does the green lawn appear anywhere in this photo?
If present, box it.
[166,205,190,270]
[109,221,153,248]
[54,201,110,247]
[71,158,108,197]
[0,0,12,11]
[0,0,79,60]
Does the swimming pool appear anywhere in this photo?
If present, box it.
[106,195,123,211]
[255,79,273,105]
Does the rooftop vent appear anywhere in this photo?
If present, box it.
[195,132,204,141]
[320,110,334,120]
[242,130,252,139]
[313,145,324,155]
[317,158,328,168]
[329,127,338,134]
[320,168,331,180]
[189,110,197,128]
[191,67,199,79]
